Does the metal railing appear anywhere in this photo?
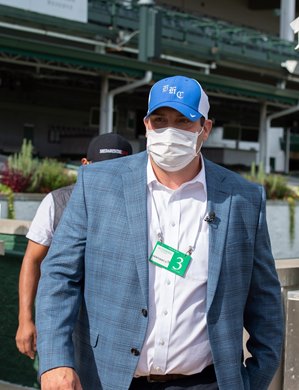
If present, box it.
[88,0,298,68]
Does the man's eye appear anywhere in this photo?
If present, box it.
[177,119,191,126]
[153,117,165,124]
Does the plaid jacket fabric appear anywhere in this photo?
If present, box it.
[36,152,283,390]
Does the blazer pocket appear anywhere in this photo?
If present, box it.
[74,328,99,348]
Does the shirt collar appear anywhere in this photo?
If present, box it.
[147,155,207,194]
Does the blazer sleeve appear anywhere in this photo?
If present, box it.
[243,186,284,389]
[36,167,87,376]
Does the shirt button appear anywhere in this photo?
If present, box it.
[141,308,148,317]
[165,279,171,285]
[131,348,140,356]
[159,339,165,346]
[155,366,161,372]
[163,310,168,316]
[171,221,175,227]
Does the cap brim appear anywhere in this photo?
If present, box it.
[145,101,203,122]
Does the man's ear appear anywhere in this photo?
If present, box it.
[144,118,149,137]
[203,119,213,141]
[81,157,89,165]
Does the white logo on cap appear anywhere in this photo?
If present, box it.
[190,114,196,118]
[161,85,184,99]
[99,148,124,155]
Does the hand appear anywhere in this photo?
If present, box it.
[41,367,83,390]
[15,319,36,359]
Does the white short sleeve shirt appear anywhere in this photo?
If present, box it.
[26,193,55,247]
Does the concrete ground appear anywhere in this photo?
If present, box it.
[0,382,35,390]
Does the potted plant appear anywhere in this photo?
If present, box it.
[244,163,299,259]
[0,140,77,220]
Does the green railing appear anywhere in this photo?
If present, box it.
[280,134,299,152]
[88,0,298,68]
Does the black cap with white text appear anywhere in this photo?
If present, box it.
[87,134,132,162]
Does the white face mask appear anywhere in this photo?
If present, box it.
[146,127,204,172]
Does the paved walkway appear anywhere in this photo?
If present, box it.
[0,381,35,390]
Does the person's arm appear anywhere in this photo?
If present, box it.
[41,367,82,390]
[36,169,86,387]
[16,192,54,358]
[243,186,284,389]
[16,240,49,359]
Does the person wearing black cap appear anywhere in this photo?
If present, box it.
[16,133,132,359]
[82,133,132,164]
[36,76,283,390]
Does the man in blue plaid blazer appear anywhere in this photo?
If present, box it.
[36,76,283,390]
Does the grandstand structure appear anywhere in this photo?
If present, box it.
[0,0,298,172]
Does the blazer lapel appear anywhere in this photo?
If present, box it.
[205,159,232,313]
[122,152,149,305]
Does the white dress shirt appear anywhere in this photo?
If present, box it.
[135,157,213,376]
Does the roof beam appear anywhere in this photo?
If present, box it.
[0,34,298,105]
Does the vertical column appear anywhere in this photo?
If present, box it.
[280,0,296,41]
[99,76,109,134]
[138,2,149,62]
[285,127,291,174]
[284,290,299,389]
[138,0,161,62]
[258,101,267,168]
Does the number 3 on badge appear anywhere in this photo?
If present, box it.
[172,256,184,271]
[169,252,191,277]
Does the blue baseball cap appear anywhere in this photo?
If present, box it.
[145,75,210,121]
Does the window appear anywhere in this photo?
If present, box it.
[223,124,258,142]
[223,125,239,140]
[241,127,259,142]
